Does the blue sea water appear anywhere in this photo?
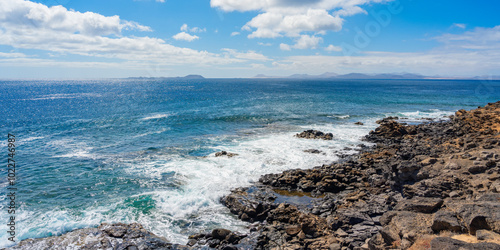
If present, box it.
[0,78,499,247]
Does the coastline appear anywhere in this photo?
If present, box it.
[5,102,500,250]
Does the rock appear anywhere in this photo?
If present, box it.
[431,211,464,233]
[8,223,179,250]
[304,149,322,154]
[212,228,232,240]
[476,230,500,241]
[395,197,443,213]
[354,122,364,125]
[430,237,500,250]
[329,243,342,250]
[215,151,239,157]
[469,165,488,174]
[296,130,334,140]
[285,225,301,236]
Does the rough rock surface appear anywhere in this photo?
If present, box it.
[7,223,188,250]
[296,130,334,140]
[221,102,500,249]
[215,151,239,158]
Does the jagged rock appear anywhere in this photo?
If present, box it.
[394,197,443,213]
[215,151,239,158]
[355,122,364,125]
[431,211,464,233]
[295,130,334,140]
[8,223,184,250]
[430,237,500,250]
[304,149,322,154]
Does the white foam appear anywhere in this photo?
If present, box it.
[117,120,375,244]
[26,93,101,101]
[392,109,455,123]
[141,113,173,121]
[132,128,170,138]
[49,139,95,159]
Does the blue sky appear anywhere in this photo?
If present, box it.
[0,0,499,78]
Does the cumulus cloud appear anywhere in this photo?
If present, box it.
[0,0,269,71]
[280,35,323,50]
[0,0,151,36]
[279,43,291,51]
[180,24,206,33]
[325,44,342,52]
[211,0,391,38]
[231,32,240,36]
[173,32,200,41]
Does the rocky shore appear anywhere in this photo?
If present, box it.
[216,102,500,249]
[6,102,500,250]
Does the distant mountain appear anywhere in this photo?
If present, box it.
[253,72,427,80]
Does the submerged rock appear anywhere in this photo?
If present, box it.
[214,151,239,158]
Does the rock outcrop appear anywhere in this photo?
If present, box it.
[7,223,188,250]
[221,102,500,249]
[296,130,334,140]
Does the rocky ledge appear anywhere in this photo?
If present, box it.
[296,130,334,140]
[219,102,500,249]
[6,223,190,250]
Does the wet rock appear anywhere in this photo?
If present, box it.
[304,149,322,154]
[8,223,182,250]
[296,130,334,140]
[212,228,232,240]
[215,151,239,158]
[354,122,364,125]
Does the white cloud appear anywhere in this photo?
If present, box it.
[0,0,151,36]
[435,25,500,50]
[280,35,322,50]
[211,0,391,38]
[258,42,272,46]
[231,32,240,36]
[293,35,323,49]
[221,48,270,61]
[180,24,206,33]
[325,44,342,52]
[279,43,291,51]
[0,0,270,71]
[452,23,466,29]
[244,9,343,38]
[173,32,199,41]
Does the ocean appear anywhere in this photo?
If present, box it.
[1,78,499,247]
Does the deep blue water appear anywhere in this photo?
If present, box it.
[0,78,499,247]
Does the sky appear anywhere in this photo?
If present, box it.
[0,0,499,79]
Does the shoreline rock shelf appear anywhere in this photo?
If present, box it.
[7,102,500,250]
[220,102,500,249]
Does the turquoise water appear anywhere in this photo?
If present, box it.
[0,79,499,247]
